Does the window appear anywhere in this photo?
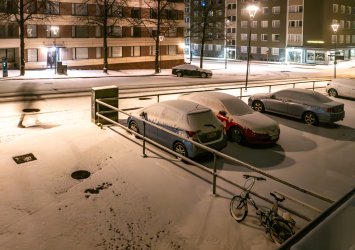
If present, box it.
[227,28,236,33]
[272,34,280,42]
[251,46,257,54]
[339,35,344,43]
[352,21,355,29]
[168,45,177,55]
[27,24,37,38]
[95,26,101,37]
[262,7,269,14]
[340,20,344,28]
[166,9,178,20]
[0,24,18,38]
[149,46,156,56]
[272,48,279,55]
[332,35,337,43]
[346,35,350,43]
[150,8,157,19]
[261,21,268,28]
[241,46,247,53]
[352,35,355,43]
[47,25,60,38]
[27,49,38,62]
[110,46,122,57]
[333,4,338,13]
[289,5,303,13]
[241,21,248,28]
[346,21,351,29]
[110,26,122,37]
[340,5,345,14]
[168,28,177,37]
[96,48,101,58]
[227,4,236,9]
[216,45,221,51]
[227,16,236,21]
[251,34,257,41]
[44,1,59,14]
[251,21,257,28]
[347,6,351,15]
[72,3,87,15]
[272,20,280,28]
[261,47,269,54]
[131,8,140,18]
[261,34,268,41]
[288,34,301,42]
[272,6,280,14]
[131,27,141,37]
[241,33,248,41]
[72,48,88,59]
[109,5,123,17]
[132,46,140,56]
[72,26,89,38]
[289,20,303,28]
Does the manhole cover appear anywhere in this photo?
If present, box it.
[22,108,40,113]
[13,153,37,164]
[71,170,91,180]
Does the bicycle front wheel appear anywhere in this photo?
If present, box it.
[230,195,248,222]
[269,219,293,246]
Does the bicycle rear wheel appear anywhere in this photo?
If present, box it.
[230,195,248,222]
[269,219,293,245]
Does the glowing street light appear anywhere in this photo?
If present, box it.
[245,5,258,90]
[331,24,339,79]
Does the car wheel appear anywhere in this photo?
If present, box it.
[252,101,265,112]
[303,112,318,125]
[173,141,188,158]
[328,88,338,97]
[128,120,140,135]
[229,127,245,144]
[177,72,183,77]
[201,72,207,78]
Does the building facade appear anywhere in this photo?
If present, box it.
[185,0,355,65]
[0,0,185,70]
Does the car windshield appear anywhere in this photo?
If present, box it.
[187,110,219,130]
[222,98,254,116]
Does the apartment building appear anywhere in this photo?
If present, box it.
[186,0,355,65]
[0,0,185,70]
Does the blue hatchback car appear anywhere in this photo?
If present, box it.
[127,100,227,158]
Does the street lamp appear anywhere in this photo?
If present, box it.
[51,26,59,74]
[245,5,258,90]
[225,19,230,69]
[331,24,339,79]
[159,35,164,73]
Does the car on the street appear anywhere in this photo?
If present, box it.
[127,100,227,158]
[172,64,212,78]
[248,88,345,125]
[178,92,280,145]
[326,78,355,99]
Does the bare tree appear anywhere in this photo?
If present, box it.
[189,0,225,68]
[0,0,58,75]
[80,0,127,73]
[131,0,178,73]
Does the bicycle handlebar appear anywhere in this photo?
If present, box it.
[243,174,266,181]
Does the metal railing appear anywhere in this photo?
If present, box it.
[94,81,335,222]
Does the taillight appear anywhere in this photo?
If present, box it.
[186,131,196,137]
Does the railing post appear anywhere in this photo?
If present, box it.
[157,94,160,103]
[142,120,147,158]
[269,85,272,93]
[312,81,315,90]
[239,87,242,98]
[212,153,217,195]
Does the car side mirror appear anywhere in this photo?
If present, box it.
[140,111,147,119]
[218,110,227,116]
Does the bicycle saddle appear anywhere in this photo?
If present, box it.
[270,192,285,202]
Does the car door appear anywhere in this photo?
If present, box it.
[285,93,306,118]
[264,92,288,114]
[156,107,180,148]
[142,106,161,141]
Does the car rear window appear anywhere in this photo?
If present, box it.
[187,110,220,131]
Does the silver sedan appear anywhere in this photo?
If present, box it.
[248,88,345,125]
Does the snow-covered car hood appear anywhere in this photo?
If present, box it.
[249,93,272,100]
[231,112,279,134]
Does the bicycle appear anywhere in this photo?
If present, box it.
[230,174,295,245]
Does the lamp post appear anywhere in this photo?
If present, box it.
[51,26,59,74]
[225,20,230,69]
[159,35,164,72]
[331,24,339,79]
[245,5,258,90]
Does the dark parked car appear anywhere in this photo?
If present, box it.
[172,64,212,78]
[179,92,280,145]
[248,88,345,125]
[127,100,227,158]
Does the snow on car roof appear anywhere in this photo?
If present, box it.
[157,99,210,114]
[330,78,355,86]
[174,64,199,70]
[277,88,333,104]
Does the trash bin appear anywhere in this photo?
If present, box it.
[2,57,8,77]
[62,65,67,75]
[57,61,63,74]
[91,86,118,125]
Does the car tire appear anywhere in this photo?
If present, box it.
[128,120,140,137]
[303,112,318,125]
[177,72,183,77]
[229,127,245,144]
[173,141,188,158]
[252,101,265,112]
[328,88,338,97]
[201,72,207,78]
